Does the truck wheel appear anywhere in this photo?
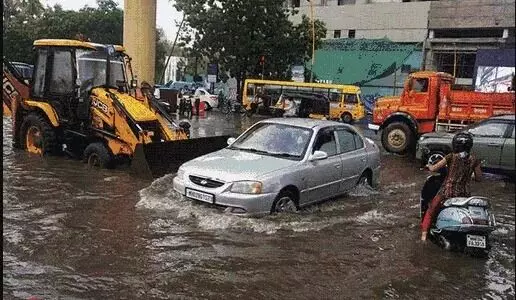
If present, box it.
[381,122,414,154]
[83,142,114,169]
[19,113,60,155]
[341,112,353,124]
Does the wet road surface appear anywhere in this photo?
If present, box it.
[3,113,515,299]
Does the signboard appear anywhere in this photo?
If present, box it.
[207,74,217,83]
[207,63,218,83]
[291,65,304,82]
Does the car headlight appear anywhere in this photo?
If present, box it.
[419,136,426,141]
[176,167,185,180]
[230,181,262,194]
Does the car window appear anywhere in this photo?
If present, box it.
[313,129,337,156]
[336,129,364,153]
[468,122,508,137]
[354,133,364,149]
[231,123,312,158]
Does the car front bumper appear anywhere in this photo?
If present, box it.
[173,176,276,216]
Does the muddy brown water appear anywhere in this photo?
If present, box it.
[3,114,515,299]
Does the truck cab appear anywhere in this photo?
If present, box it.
[369,71,453,154]
[369,70,514,155]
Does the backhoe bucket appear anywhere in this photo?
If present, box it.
[131,135,231,178]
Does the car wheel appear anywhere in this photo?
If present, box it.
[203,101,212,111]
[357,172,372,187]
[271,191,297,214]
[427,151,445,166]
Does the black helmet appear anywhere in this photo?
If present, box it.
[452,132,473,153]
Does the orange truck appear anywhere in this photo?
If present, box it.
[368,71,515,154]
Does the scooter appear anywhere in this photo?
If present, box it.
[420,167,496,257]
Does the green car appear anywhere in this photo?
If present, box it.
[416,114,515,177]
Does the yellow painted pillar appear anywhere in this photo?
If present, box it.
[123,0,156,85]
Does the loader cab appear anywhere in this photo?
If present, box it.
[31,39,98,124]
[30,39,129,124]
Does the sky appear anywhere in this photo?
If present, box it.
[41,0,183,41]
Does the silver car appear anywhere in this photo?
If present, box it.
[173,118,381,216]
[416,114,515,176]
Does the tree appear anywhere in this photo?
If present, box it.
[174,0,326,98]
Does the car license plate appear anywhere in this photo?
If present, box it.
[186,188,214,203]
[466,234,486,248]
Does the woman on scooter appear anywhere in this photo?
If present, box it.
[420,132,483,241]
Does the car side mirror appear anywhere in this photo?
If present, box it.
[409,90,415,97]
[131,79,138,89]
[227,137,236,145]
[309,150,328,161]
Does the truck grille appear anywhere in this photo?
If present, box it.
[189,175,225,188]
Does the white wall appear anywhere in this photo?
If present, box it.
[290,1,431,43]
[164,56,187,84]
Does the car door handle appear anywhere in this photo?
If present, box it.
[488,143,501,147]
[360,158,366,162]
[334,163,341,168]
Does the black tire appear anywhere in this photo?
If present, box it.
[19,112,60,155]
[341,112,353,124]
[381,122,414,154]
[426,151,446,166]
[83,142,114,169]
[271,190,298,214]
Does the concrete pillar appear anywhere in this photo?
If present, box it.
[123,0,156,85]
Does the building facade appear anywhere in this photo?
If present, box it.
[287,0,515,87]
[288,0,431,43]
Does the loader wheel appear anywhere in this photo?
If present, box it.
[20,113,60,155]
[381,122,414,154]
[83,142,114,169]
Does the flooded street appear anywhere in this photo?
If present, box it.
[3,114,515,299]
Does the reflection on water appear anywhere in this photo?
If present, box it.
[3,116,515,299]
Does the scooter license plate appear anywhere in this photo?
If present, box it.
[466,234,486,248]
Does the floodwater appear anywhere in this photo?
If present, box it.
[3,114,515,299]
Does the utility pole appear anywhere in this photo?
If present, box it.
[160,15,185,85]
[309,0,315,83]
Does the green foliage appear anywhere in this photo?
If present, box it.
[174,0,326,92]
[3,0,124,63]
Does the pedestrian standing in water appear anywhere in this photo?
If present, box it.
[420,132,482,241]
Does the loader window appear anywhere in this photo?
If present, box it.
[49,50,74,95]
[32,49,48,98]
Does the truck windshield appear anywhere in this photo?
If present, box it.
[76,49,126,92]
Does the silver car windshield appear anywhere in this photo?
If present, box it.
[230,123,312,159]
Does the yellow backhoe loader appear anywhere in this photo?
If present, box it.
[3,39,229,178]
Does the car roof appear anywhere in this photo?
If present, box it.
[489,114,515,122]
[258,117,350,130]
